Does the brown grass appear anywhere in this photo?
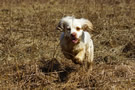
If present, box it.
[0,0,135,89]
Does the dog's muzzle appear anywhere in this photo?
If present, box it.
[71,33,78,44]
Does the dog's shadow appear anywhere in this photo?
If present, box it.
[39,58,78,82]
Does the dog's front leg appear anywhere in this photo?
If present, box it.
[73,49,85,64]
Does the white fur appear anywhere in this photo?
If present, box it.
[57,16,94,66]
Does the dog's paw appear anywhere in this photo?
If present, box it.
[72,56,83,64]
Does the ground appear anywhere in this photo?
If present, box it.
[0,0,135,89]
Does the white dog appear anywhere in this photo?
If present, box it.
[57,16,94,68]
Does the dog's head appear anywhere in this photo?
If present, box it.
[57,16,93,44]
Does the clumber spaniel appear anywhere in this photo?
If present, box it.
[57,16,94,68]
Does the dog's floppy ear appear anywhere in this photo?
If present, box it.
[81,19,93,31]
[56,21,63,31]
[56,20,67,32]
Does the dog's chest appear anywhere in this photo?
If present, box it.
[72,43,84,53]
[61,39,85,55]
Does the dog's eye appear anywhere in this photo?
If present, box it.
[76,27,81,31]
[67,27,71,31]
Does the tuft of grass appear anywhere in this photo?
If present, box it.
[0,0,135,89]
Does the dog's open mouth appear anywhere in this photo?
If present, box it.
[72,38,78,44]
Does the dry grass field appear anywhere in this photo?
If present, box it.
[0,0,135,89]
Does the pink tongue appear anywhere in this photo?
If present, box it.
[72,39,78,43]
